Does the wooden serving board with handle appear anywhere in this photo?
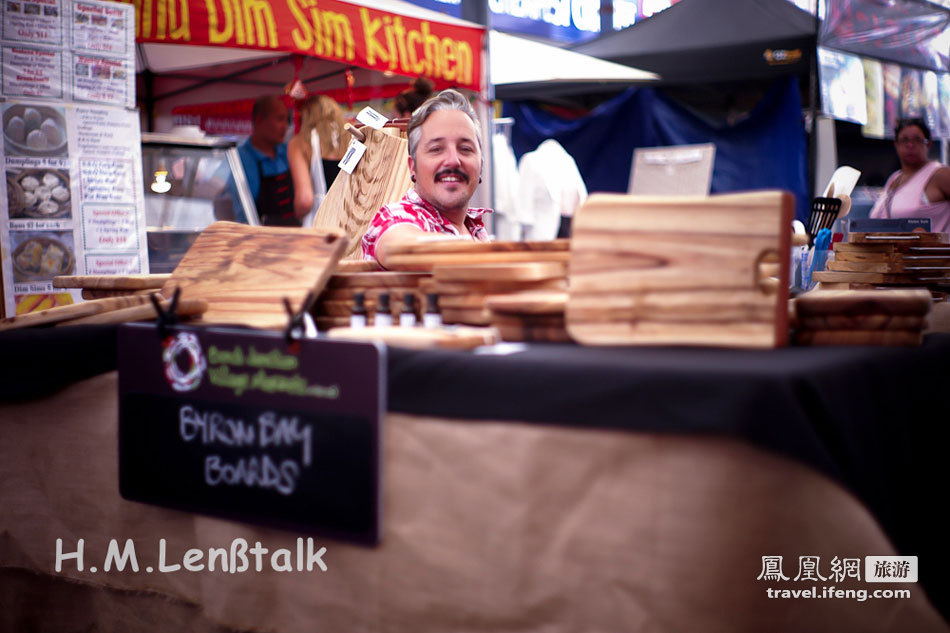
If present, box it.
[160,222,347,329]
[0,293,157,331]
[566,191,793,348]
[314,126,412,260]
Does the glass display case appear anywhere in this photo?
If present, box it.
[141,132,258,273]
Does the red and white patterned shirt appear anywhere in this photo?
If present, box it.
[361,189,492,262]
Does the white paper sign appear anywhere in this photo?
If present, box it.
[338,139,367,175]
[356,107,388,130]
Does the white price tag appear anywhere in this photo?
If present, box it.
[356,106,388,130]
[338,139,367,174]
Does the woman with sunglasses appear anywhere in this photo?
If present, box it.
[869,118,950,232]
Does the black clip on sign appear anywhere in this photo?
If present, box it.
[118,322,385,545]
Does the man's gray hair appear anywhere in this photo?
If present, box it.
[407,88,481,162]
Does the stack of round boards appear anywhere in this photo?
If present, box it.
[484,291,570,343]
[312,271,431,330]
[429,262,568,326]
[792,288,933,346]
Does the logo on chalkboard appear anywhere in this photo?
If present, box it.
[162,332,207,392]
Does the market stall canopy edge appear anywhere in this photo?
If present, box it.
[122,0,486,92]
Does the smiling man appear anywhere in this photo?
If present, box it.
[361,89,491,267]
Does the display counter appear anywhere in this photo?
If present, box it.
[1,327,948,632]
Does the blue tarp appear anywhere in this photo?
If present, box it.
[503,76,810,222]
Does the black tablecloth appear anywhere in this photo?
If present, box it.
[3,326,948,614]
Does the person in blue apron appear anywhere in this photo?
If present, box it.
[237,95,298,226]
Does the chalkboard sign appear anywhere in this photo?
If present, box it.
[117,323,385,545]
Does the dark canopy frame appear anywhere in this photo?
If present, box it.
[573,0,818,85]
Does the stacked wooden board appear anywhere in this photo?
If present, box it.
[485,291,570,342]
[427,262,568,326]
[814,232,950,291]
[326,325,499,349]
[382,238,570,272]
[565,191,794,348]
[0,293,206,330]
[793,289,932,346]
[53,274,169,299]
[312,271,430,330]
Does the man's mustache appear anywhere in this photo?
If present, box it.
[435,168,469,183]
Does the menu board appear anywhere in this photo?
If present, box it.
[0,0,134,107]
[0,99,147,315]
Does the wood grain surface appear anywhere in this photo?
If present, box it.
[385,238,569,256]
[433,262,567,283]
[794,289,932,316]
[431,278,566,296]
[826,260,950,273]
[53,274,170,289]
[0,293,155,331]
[326,272,430,289]
[812,270,950,284]
[60,298,207,326]
[81,288,159,299]
[160,222,347,329]
[314,127,412,260]
[566,191,793,348]
[326,325,498,349]
[799,314,926,330]
[440,307,491,325]
[793,329,922,346]
[484,291,568,315]
[496,322,571,343]
[847,232,948,244]
[384,250,571,272]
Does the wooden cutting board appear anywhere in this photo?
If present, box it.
[384,250,571,272]
[847,232,948,244]
[566,191,793,348]
[812,270,950,284]
[826,260,950,273]
[0,293,157,331]
[484,291,568,315]
[794,289,933,316]
[385,238,569,256]
[433,262,567,283]
[53,274,170,289]
[326,272,429,289]
[160,222,347,329]
[833,243,950,256]
[794,329,922,346]
[834,251,950,264]
[314,126,412,260]
[60,298,207,326]
[326,325,498,349]
[799,314,926,330]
